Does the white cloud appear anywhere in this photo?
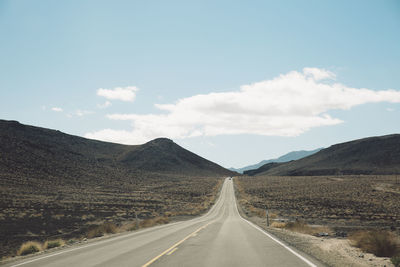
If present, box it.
[303,67,336,81]
[97,101,112,109]
[75,110,94,117]
[85,68,400,144]
[51,107,63,112]
[97,86,139,102]
[85,129,138,144]
[386,108,395,112]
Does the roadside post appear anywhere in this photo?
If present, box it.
[266,207,270,227]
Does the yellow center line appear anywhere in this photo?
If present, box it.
[166,247,178,256]
[141,221,214,267]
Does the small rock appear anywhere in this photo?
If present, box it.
[315,232,329,237]
[359,254,364,258]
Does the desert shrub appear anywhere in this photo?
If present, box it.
[283,220,332,236]
[120,221,139,232]
[127,224,138,231]
[271,221,287,228]
[392,256,400,267]
[350,230,400,257]
[87,222,117,238]
[139,216,169,228]
[284,220,314,234]
[44,239,65,249]
[17,241,42,256]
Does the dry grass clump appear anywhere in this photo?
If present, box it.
[270,221,287,228]
[139,216,169,228]
[274,220,332,236]
[87,222,118,238]
[44,239,65,249]
[284,220,315,234]
[349,230,400,257]
[17,241,42,256]
[119,221,139,232]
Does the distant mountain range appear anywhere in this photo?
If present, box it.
[229,148,323,174]
[0,120,234,182]
[246,134,400,176]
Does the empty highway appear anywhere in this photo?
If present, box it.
[6,178,322,267]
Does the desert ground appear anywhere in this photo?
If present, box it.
[234,175,400,266]
[235,175,400,230]
[0,173,223,258]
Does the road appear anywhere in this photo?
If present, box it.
[6,178,322,267]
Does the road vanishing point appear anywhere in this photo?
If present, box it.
[5,178,323,267]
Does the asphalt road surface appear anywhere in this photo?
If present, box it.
[5,178,322,267]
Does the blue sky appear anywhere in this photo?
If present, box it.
[1,0,399,168]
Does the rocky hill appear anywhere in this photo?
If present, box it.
[0,120,234,181]
[251,134,400,176]
[0,119,234,257]
[230,148,322,173]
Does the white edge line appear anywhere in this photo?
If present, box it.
[232,180,317,267]
[9,219,185,267]
[9,177,229,267]
[241,218,317,267]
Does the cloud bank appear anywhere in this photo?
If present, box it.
[97,86,139,102]
[85,68,400,144]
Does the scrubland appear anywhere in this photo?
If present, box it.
[0,173,222,258]
[235,175,400,266]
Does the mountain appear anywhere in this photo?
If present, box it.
[0,120,234,181]
[252,134,400,176]
[243,162,286,176]
[229,148,322,173]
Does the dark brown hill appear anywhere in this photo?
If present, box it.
[0,119,234,181]
[252,134,400,176]
[119,138,231,175]
[243,162,286,176]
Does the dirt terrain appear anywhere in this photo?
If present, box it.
[0,173,223,258]
[0,120,232,258]
[235,175,400,230]
[234,175,400,266]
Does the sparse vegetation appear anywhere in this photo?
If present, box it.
[17,241,42,256]
[235,175,400,229]
[235,174,400,264]
[1,175,223,257]
[139,216,169,228]
[87,222,118,238]
[0,120,229,258]
[44,239,65,249]
[270,221,286,228]
[283,220,313,234]
[269,220,332,235]
[349,230,400,257]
